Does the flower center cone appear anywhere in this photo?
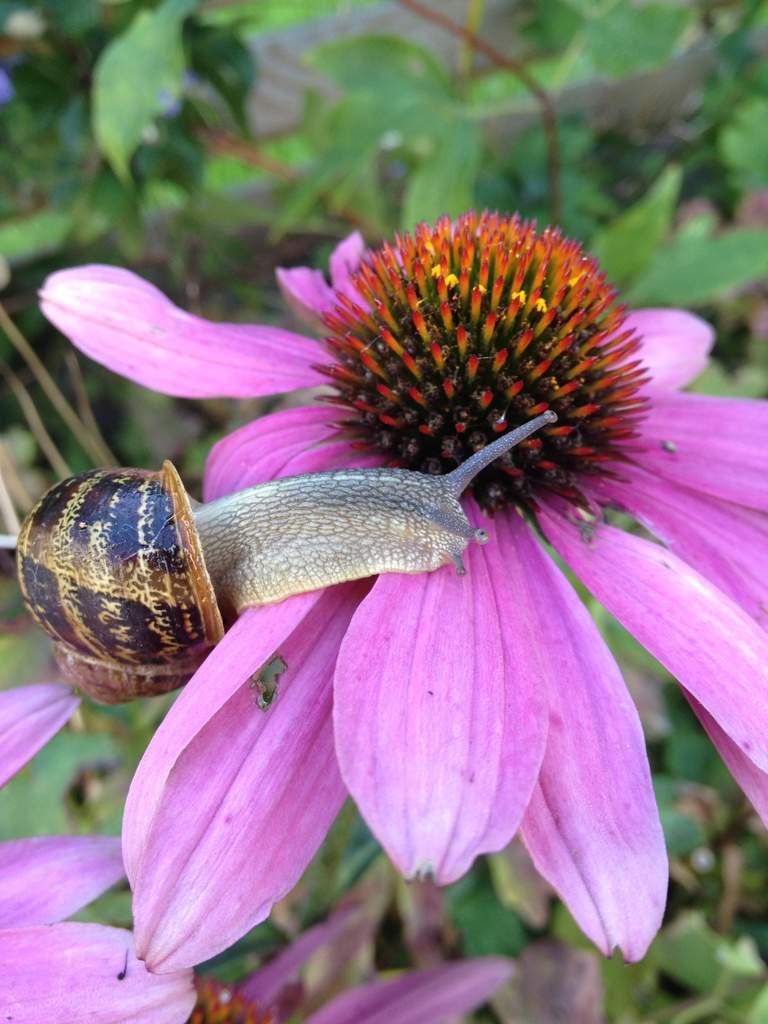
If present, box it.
[189,978,273,1024]
[318,211,649,511]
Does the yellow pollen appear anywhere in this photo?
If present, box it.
[430,264,442,279]
[477,284,487,294]
[444,273,459,288]
[568,273,584,287]
[424,240,435,255]
[534,298,548,313]
[511,289,527,304]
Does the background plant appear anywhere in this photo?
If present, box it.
[2,1,768,1020]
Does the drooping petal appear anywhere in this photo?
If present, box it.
[334,513,548,884]
[239,904,370,1008]
[126,586,361,972]
[277,443,382,478]
[122,592,322,886]
[626,309,714,393]
[276,232,366,329]
[633,393,768,510]
[480,515,667,962]
[591,464,768,627]
[203,406,337,499]
[688,697,768,824]
[540,505,768,772]
[0,683,79,789]
[203,406,382,500]
[304,958,513,1024]
[276,265,336,327]
[40,266,323,399]
[0,923,195,1024]
[0,835,124,928]
[329,231,366,302]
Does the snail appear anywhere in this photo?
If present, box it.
[15,410,555,704]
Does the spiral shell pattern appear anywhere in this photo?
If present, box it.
[16,461,224,702]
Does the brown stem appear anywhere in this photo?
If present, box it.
[197,128,299,182]
[64,351,112,457]
[198,128,383,240]
[0,302,115,467]
[0,443,32,511]
[0,459,20,535]
[398,0,562,224]
[2,362,72,479]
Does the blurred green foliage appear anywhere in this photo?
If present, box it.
[2,1,768,1021]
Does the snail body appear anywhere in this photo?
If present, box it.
[16,411,555,704]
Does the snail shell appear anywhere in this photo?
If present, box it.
[16,461,224,704]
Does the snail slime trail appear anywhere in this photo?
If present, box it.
[15,412,554,705]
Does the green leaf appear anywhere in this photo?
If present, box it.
[690,361,768,399]
[659,808,705,857]
[720,97,768,192]
[402,120,482,229]
[717,936,764,978]
[189,26,257,131]
[749,984,768,1024]
[39,0,100,35]
[447,864,528,957]
[591,166,681,286]
[308,34,451,99]
[0,209,73,263]
[654,912,725,994]
[626,228,768,306]
[91,0,197,181]
[664,729,717,784]
[581,2,693,77]
[0,729,119,840]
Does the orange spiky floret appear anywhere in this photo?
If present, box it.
[317,211,649,511]
[189,979,274,1024]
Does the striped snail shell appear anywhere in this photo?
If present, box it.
[16,411,556,705]
[16,461,224,704]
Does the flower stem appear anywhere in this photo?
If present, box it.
[0,301,115,467]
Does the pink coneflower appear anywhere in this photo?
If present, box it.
[0,835,510,1023]
[40,212,768,972]
[0,834,195,1021]
[0,682,79,789]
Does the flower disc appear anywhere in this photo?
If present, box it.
[189,979,272,1024]
[318,211,649,510]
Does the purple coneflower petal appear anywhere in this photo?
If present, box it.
[126,587,359,972]
[591,464,768,627]
[634,393,768,510]
[40,266,323,399]
[334,524,547,884]
[541,507,768,772]
[304,958,512,1024]
[204,406,381,500]
[277,232,365,327]
[239,903,369,1008]
[328,231,366,302]
[122,592,321,884]
[276,265,336,327]
[688,696,768,823]
[0,835,123,928]
[0,923,195,1023]
[204,406,338,499]
[626,309,714,393]
[0,683,79,789]
[486,515,667,962]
